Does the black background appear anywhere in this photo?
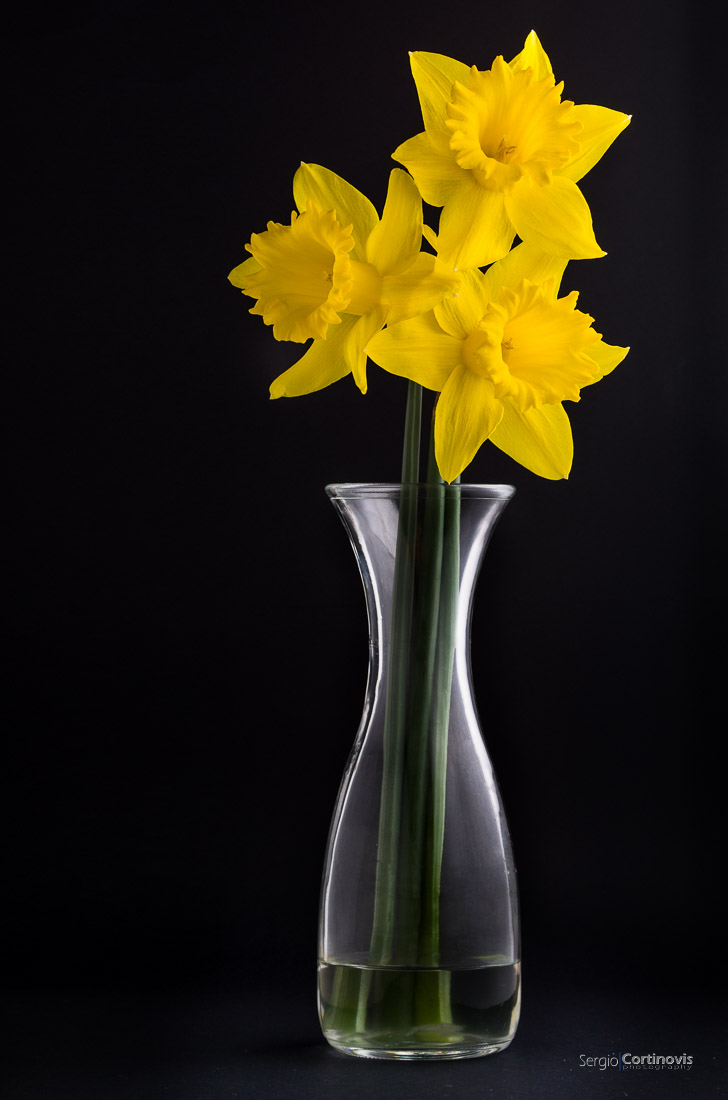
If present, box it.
[5,0,726,1096]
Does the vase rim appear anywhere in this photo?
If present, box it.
[326,482,516,500]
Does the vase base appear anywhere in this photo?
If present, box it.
[324,1032,514,1061]
[318,960,520,1061]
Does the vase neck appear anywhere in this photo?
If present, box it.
[327,484,514,655]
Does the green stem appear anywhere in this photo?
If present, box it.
[426,476,460,962]
[368,380,422,963]
[400,379,422,486]
[401,493,444,962]
[405,412,460,972]
[357,386,461,1038]
[399,413,446,964]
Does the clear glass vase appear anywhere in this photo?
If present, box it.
[318,482,520,1060]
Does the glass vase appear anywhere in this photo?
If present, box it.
[318,482,520,1060]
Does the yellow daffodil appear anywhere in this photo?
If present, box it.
[393,31,631,270]
[367,244,628,481]
[229,164,457,397]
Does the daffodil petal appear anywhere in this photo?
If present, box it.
[366,170,422,275]
[392,131,466,207]
[505,175,605,259]
[409,51,471,137]
[489,400,573,479]
[422,223,439,251]
[293,163,378,262]
[560,105,631,183]
[438,178,515,269]
[344,308,388,394]
[583,339,629,384]
[509,29,554,82]
[482,242,568,300]
[434,267,488,337]
[367,312,461,390]
[228,255,262,287]
[383,253,459,326]
[435,366,503,483]
[269,318,357,399]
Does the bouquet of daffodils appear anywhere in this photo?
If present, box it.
[230,30,630,484]
[230,31,630,1058]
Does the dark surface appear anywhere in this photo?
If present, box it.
[4,1,726,1096]
[4,959,724,1098]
